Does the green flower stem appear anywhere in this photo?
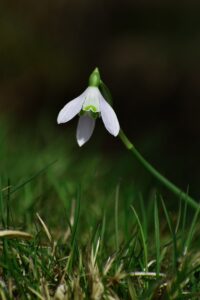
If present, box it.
[119,129,199,210]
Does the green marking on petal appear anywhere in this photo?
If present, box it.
[79,110,86,116]
[83,105,98,113]
[91,111,100,119]
[79,110,100,119]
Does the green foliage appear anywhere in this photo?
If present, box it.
[0,121,200,299]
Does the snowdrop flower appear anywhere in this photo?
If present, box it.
[57,68,120,146]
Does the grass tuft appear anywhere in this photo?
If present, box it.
[0,122,200,299]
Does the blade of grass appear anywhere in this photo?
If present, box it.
[177,186,189,238]
[131,205,148,271]
[0,230,32,239]
[183,205,200,255]
[63,199,75,243]
[71,187,81,247]
[0,179,6,228]
[115,184,120,252]
[175,200,182,234]
[6,179,11,229]
[10,160,57,195]
[154,197,160,277]
[127,277,138,300]
[139,192,147,240]
[28,287,45,300]
[0,288,7,300]
[181,200,188,253]
[160,196,178,272]
[36,213,52,244]
[67,185,81,272]
[99,211,106,255]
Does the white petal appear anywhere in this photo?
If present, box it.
[99,96,120,136]
[76,115,95,146]
[82,87,100,112]
[57,95,85,124]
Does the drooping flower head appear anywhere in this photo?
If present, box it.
[57,68,120,146]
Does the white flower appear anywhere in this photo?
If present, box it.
[57,86,120,146]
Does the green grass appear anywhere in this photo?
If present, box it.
[0,120,200,299]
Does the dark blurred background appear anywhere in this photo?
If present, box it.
[1,0,200,196]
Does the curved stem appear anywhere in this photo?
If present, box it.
[119,129,199,210]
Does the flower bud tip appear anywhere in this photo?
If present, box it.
[88,68,101,87]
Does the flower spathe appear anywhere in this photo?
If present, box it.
[57,86,120,146]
